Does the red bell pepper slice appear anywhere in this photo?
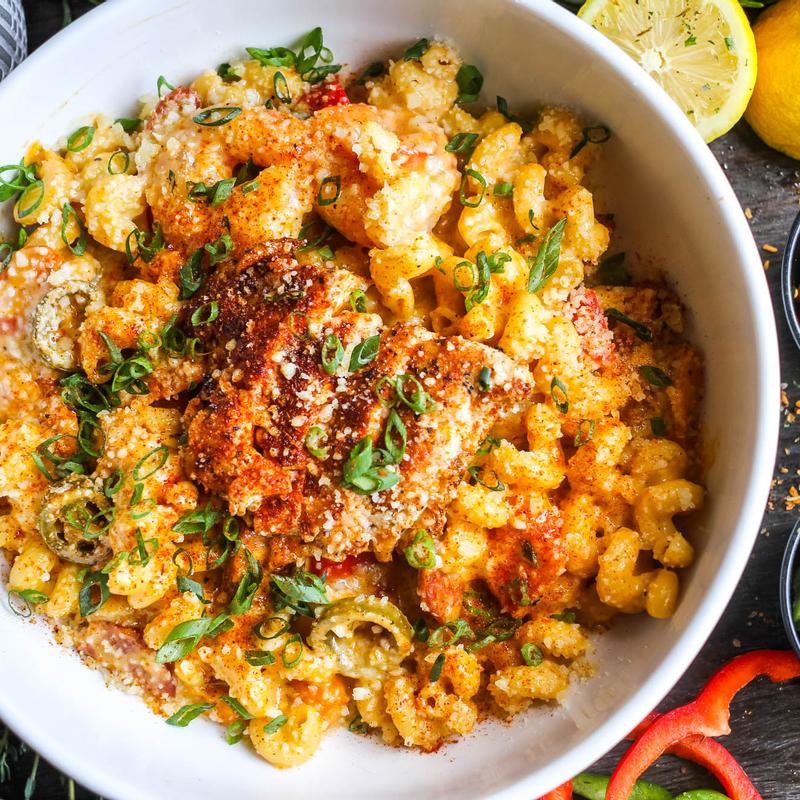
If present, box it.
[629,712,761,799]
[538,780,573,800]
[607,650,800,800]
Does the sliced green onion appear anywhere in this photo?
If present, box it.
[128,529,158,567]
[132,445,169,480]
[348,713,369,733]
[428,619,473,648]
[166,702,215,727]
[216,62,241,83]
[521,642,543,667]
[156,75,175,97]
[476,435,501,456]
[356,62,385,84]
[107,150,130,175]
[349,289,367,313]
[496,96,533,132]
[321,333,344,375]
[522,540,539,566]
[639,365,672,387]
[193,107,242,126]
[281,633,304,668]
[570,125,611,158]
[228,548,263,616]
[341,435,400,495]
[125,224,164,265]
[493,182,513,197]
[527,218,567,293]
[395,374,436,414]
[253,615,291,640]
[413,618,429,642]
[204,233,234,265]
[605,308,653,342]
[453,260,476,292]
[551,376,569,414]
[115,117,142,133]
[459,169,487,208]
[178,249,204,300]
[456,64,483,104]
[67,126,95,153]
[176,574,208,604]
[383,408,407,464]
[245,649,276,666]
[78,571,110,616]
[59,202,88,257]
[509,577,532,607]
[477,366,492,392]
[246,45,295,67]
[155,613,232,663]
[103,469,125,497]
[305,426,329,459]
[16,180,45,218]
[317,175,341,206]
[191,301,219,327]
[590,252,630,286]
[288,310,310,339]
[445,132,479,157]
[263,715,288,735]
[403,38,429,60]
[404,530,436,569]
[467,465,505,491]
[7,589,48,617]
[273,71,291,104]
[429,652,446,682]
[651,416,668,437]
[348,334,380,371]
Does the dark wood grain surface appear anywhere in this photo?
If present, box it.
[3,1,800,798]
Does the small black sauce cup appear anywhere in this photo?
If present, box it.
[780,520,800,659]
[780,210,800,351]
[780,213,800,657]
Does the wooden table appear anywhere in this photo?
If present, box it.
[4,1,800,797]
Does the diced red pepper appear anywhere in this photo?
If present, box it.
[308,553,370,579]
[607,651,800,800]
[303,77,350,111]
[538,780,573,800]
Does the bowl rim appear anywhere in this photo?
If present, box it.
[0,1,782,798]
[779,520,800,659]
[780,210,800,352]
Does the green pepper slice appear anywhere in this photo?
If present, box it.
[33,281,100,370]
[308,595,413,678]
[38,475,114,565]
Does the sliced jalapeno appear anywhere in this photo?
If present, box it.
[308,595,413,678]
[33,281,101,370]
[38,475,113,565]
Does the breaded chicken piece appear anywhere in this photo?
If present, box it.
[185,239,532,566]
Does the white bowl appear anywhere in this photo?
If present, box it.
[0,1,780,798]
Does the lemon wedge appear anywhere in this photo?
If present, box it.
[578,0,757,142]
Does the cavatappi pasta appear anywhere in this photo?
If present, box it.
[0,30,704,768]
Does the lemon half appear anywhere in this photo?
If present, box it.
[578,0,757,142]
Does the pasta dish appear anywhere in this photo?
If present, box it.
[0,30,704,768]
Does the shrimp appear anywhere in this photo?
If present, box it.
[137,88,459,255]
[136,88,240,252]
[312,104,460,247]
